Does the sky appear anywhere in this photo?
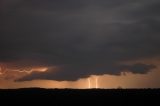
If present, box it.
[0,0,160,88]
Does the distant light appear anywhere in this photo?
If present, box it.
[95,77,98,89]
[88,78,91,88]
[87,76,99,89]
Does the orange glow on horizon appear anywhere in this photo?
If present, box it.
[0,69,160,89]
[0,57,160,89]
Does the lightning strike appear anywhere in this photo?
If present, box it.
[88,78,91,89]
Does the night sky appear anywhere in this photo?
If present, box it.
[0,0,160,88]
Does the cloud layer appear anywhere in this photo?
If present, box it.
[0,0,160,81]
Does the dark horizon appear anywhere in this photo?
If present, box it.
[1,88,160,105]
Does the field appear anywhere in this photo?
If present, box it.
[0,88,160,105]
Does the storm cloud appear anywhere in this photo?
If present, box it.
[0,0,160,81]
[18,63,156,81]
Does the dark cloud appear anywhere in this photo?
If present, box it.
[120,63,156,74]
[0,0,160,81]
[18,63,156,81]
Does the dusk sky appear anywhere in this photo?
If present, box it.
[0,0,160,88]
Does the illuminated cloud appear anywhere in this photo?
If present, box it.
[0,0,160,81]
[0,64,48,80]
[18,63,156,81]
[18,67,48,74]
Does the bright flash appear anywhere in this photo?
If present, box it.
[87,76,99,89]
[88,78,91,88]
[95,77,98,89]
[24,67,48,74]
[15,67,48,74]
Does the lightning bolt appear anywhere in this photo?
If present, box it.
[95,77,98,89]
[88,78,91,89]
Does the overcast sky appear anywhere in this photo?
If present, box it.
[0,0,160,88]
